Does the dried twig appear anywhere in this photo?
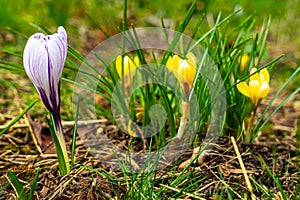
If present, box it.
[231,136,256,200]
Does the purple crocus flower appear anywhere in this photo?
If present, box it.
[23,26,67,134]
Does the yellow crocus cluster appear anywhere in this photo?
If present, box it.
[115,55,140,78]
[237,67,270,106]
[166,52,197,90]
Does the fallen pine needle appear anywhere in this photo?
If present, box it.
[160,184,205,200]
[231,136,256,200]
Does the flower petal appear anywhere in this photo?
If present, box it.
[115,55,123,77]
[258,81,270,99]
[250,67,259,81]
[116,55,135,77]
[46,27,68,109]
[172,55,181,72]
[47,26,68,80]
[166,56,173,70]
[133,55,140,66]
[127,56,136,70]
[186,52,197,67]
[259,68,270,83]
[239,54,249,70]
[23,33,52,110]
[237,81,250,97]
[115,55,139,88]
[178,59,196,86]
[249,80,260,105]
[123,56,131,74]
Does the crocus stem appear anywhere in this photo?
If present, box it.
[245,102,259,143]
[245,111,255,143]
[52,114,70,174]
[176,101,190,140]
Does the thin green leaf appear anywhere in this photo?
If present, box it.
[7,170,28,200]
[253,66,300,134]
[28,167,40,200]
[253,86,300,141]
[256,16,271,66]
[0,182,10,196]
[0,99,38,136]
[161,0,198,65]
[259,155,288,200]
[71,98,80,169]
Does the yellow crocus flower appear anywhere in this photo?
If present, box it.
[237,67,270,106]
[239,54,250,70]
[166,52,197,89]
[115,55,140,78]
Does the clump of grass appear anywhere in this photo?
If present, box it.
[6,167,40,200]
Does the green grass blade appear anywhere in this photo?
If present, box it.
[253,86,300,141]
[71,98,80,169]
[0,99,38,136]
[68,45,86,63]
[259,155,288,200]
[253,66,300,134]
[186,9,242,53]
[86,13,112,39]
[0,182,10,196]
[170,142,210,186]
[256,17,271,66]
[71,122,77,169]
[159,86,176,137]
[161,0,198,65]
[123,0,127,32]
[28,167,40,200]
[7,170,28,200]
[249,176,271,197]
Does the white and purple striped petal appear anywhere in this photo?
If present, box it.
[23,26,67,127]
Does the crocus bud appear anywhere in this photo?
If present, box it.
[115,55,140,95]
[115,55,140,78]
[166,52,197,91]
[239,54,250,70]
[23,26,67,133]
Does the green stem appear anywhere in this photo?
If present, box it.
[49,114,70,175]
[56,128,70,174]
[245,100,260,143]
[245,111,255,143]
[176,101,190,140]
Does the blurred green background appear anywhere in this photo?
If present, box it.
[1,0,299,87]
[0,0,299,54]
[0,0,293,29]
[0,0,299,95]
